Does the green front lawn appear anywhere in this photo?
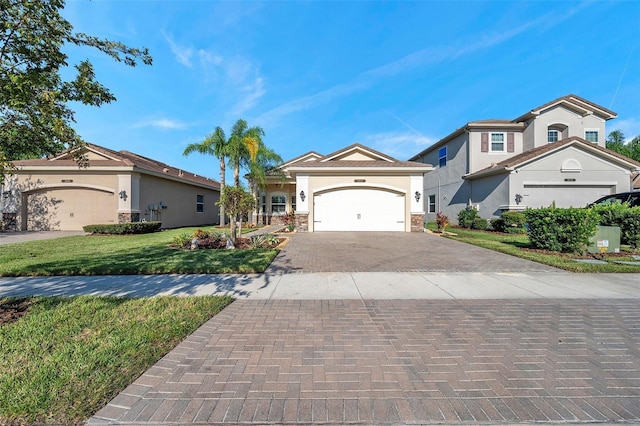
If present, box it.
[0,295,233,425]
[0,227,278,276]
[429,224,640,273]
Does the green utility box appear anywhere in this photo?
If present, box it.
[588,225,621,254]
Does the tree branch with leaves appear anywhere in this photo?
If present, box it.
[0,0,152,184]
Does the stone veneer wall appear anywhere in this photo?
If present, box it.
[295,213,308,232]
[257,213,288,226]
[411,213,424,232]
[118,212,140,223]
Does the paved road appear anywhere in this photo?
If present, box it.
[89,296,640,425]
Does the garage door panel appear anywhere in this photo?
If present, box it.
[314,189,404,232]
[523,185,614,209]
[27,189,116,231]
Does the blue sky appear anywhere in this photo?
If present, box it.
[63,1,640,183]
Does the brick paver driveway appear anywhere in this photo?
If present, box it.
[268,232,560,273]
[92,299,640,424]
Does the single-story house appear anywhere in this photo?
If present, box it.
[252,143,433,232]
[0,143,220,231]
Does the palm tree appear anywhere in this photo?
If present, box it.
[227,119,266,188]
[246,143,283,191]
[183,126,228,225]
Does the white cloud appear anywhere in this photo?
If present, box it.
[231,77,266,116]
[163,32,194,67]
[132,118,189,130]
[612,118,640,140]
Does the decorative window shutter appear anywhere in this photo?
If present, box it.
[507,132,515,152]
[481,133,489,152]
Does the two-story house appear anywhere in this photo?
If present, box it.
[409,95,640,223]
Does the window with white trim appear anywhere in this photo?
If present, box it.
[585,130,599,143]
[196,194,204,213]
[491,133,505,152]
[291,195,296,211]
[547,130,559,143]
[428,195,436,213]
[438,147,447,167]
[271,194,286,213]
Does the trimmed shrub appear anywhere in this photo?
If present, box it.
[491,211,527,233]
[83,221,162,235]
[524,206,599,253]
[457,207,479,228]
[590,204,640,249]
[172,232,192,247]
[472,217,489,230]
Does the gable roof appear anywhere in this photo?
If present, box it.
[13,143,220,190]
[273,143,432,176]
[513,94,617,123]
[463,136,640,180]
[319,143,396,162]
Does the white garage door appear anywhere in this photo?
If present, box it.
[523,184,615,209]
[313,189,405,231]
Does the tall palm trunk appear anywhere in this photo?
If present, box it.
[219,156,226,225]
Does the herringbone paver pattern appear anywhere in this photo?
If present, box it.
[90,299,640,424]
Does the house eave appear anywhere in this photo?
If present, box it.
[287,166,434,174]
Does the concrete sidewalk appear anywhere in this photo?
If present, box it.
[1,271,639,300]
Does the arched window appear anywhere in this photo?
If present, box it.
[547,123,568,143]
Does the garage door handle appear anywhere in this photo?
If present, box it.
[314,221,321,223]
[397,221,404,223]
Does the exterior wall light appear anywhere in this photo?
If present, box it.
[299,190,306,201]
[119,190,127,201]
[515,194,523,205]
[415,191,421,202]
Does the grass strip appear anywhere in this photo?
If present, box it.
[0,295,232,425]
[0,226,278,276]
[432,225,640,272]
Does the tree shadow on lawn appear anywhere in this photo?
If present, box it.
[4,247,279,298]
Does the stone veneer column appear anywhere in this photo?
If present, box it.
[411,213,424,232]
[295,213,308,232]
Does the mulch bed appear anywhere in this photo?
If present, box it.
[0,298,33,327]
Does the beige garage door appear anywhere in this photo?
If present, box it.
[27,188,116,230]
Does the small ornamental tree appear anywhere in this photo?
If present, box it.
[435,211,449,232]
[217,186,255,243]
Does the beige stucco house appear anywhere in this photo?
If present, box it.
[253,143,433,232]
[1,143,220,231]
[410,94,640,222]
